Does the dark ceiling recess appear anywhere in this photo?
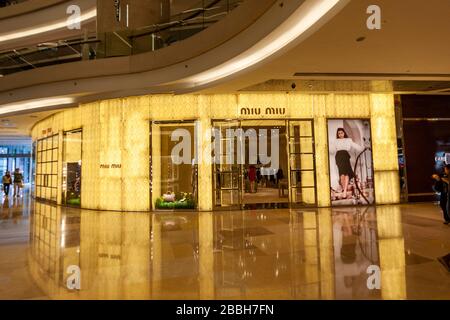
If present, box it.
[401,95,450,118]
[241,79,450,93]
[393,81,450,93]
[293,72,450,79]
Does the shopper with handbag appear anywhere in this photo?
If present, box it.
[432,164,450,225]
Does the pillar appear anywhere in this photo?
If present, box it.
[96,0,171,56]
[370,93,400,204]
[151,123,161,210]
[197,98,213,211]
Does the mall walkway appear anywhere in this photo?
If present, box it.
[0,191,449,300]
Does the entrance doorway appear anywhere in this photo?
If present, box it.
[62,129,82,207]
[213,119,316,209]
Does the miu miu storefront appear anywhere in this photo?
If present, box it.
[31,92,400,212]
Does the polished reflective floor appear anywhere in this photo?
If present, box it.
[0,191,449,300]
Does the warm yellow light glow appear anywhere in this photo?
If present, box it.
[197,114,213,211]
[370,94,398,171]
[0,97,74,115]
[0,9,97,43]
[377,206,406,300]
[317,208,335,299]
[198,212,214,299]
[370,93,400,204]
[151,215,162,299]
[302,211,320,298]
[32,91,399,211]
[374,171,400,204]
[313,95,331,207]
[151,123,161,210]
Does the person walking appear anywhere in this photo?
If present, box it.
[13,168,23,198]
[433,164,450,225]
[2,171,12,197]
[248,165,257,193]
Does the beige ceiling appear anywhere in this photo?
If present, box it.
[0,109,59,142]
[206,0,450,92]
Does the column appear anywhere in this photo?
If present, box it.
[317,208,335,299]
[370,93,400,204]
[313,94,332,207]
[151,124,161,210]
[96,0,171,56]
[197,102,213,211]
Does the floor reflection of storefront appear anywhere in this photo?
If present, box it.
[213,209,334,299]
[333,207,381,299]
[28,202,81,298]
[332,205,406,300]
[27,201,409,299]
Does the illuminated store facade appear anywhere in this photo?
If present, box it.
[31,91,400,212]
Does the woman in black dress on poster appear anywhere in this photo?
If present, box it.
[334,128,365,199]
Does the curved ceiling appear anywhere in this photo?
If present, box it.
[0,0,350,115]
[0,0,97,50]
[1,0,449,124]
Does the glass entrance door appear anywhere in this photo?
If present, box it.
[62,129,82,206]
[288,120,317,206]
[213,121,242,208]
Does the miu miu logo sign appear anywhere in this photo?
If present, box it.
[239,107,286,116]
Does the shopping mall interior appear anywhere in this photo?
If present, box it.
[0,0,449,301]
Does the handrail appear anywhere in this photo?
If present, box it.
[353,147,372,205]
[130,0,226,39]
[0,0,243,76]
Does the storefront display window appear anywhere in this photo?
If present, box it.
[151,122,198,210]
[62,129,82,207]
[35,134,59,203]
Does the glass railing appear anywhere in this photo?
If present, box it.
[0,0,243,76]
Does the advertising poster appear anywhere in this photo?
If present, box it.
[328,119,374,206]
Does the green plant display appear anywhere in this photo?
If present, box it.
[155,192,196,210]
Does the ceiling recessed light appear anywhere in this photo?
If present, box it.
[0,9,97,43]
[0,97,75,115]
[176,0,347,87]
